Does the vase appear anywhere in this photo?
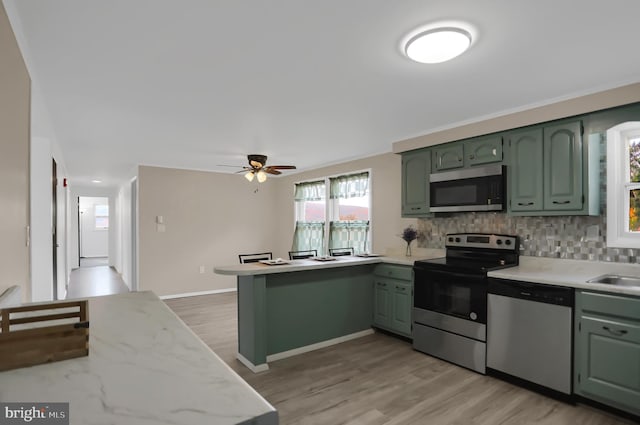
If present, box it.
[405,241,412,257]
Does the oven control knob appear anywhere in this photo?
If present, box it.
[448,237,454,242]
[470,312,478,321]
[496,239,503,245]
[505,239,512,245]
[455,237,461,243]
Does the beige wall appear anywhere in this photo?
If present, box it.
[0,3,30,301]
[138,165,281,296]
[393,82,640,153]
[137,153,413,297]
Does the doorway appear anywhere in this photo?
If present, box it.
[78,196,109,268]
[52,158,58,300]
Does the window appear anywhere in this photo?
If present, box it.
[292,171,371,255]
[292,180,326,254]
[95,204,109,230]
[606,122,640,248]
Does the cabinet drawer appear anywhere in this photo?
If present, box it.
[374,264,413,281]
[579,291,640,321]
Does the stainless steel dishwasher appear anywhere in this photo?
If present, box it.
[487,278,574,397]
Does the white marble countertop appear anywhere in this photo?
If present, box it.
[214,249,445,276]
[0,291,277,425]
[488,256,640,297]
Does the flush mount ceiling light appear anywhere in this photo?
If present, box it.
[404,27,472,64]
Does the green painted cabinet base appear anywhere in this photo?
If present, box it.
[237,265,374,369]
[574,291,640,417]
[373,264,413,338]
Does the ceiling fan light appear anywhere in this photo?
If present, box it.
[405,27,472,64]
[245,171,255,182]
[257,170,267,183]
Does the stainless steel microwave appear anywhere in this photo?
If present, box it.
[429,165,505,212]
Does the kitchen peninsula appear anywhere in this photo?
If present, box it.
[0,292,277,425]
[215,252,444,372]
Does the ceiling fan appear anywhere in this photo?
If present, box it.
[225,154,296,182]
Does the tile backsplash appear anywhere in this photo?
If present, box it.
[416,134,640,264]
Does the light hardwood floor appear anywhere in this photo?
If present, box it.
[66,265,129,299]
[165,293,634,425]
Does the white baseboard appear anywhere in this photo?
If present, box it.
[236,353,269,373]
[266,328,375,363]
[159,288,236,300]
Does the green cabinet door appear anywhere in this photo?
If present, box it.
[464,135,503,166]
[577,316,640,416]
[390,282,412,336]
[401,149,431,217]
[543,121,583,210]
[373,264,413,338]
[575,290,640,417]
[432,143,464,171]
[508,128,543,212]
[373,279,391,329]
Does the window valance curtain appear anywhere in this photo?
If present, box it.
[329,172,369,199]
[294,180,325,201]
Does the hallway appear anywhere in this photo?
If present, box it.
[66,263,129,299]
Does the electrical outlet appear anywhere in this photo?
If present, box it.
[199,265,205,274]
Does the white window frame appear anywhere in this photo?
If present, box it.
[94,204,109,231]
[293,168,372,253]
[606,121,640,248]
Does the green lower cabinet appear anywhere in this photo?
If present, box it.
[390,282,412,336]
[575,291,640,417]
[373,280,391,329]
[373,265,413,338]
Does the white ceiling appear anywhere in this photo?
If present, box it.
[6,0,640,186]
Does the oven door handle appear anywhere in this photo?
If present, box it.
[416,269,485,283]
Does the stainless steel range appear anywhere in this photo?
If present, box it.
[412,233,519,374]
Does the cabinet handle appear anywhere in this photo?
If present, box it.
[410,207,420,210]
[469,155,474,160]
[603,326,628,336]
[517,202,534,206]
[458,156,462,162]
[552,200,571,204]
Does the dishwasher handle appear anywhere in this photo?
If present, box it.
[488,278,574,307]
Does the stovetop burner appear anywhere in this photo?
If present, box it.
[414,233,520,274]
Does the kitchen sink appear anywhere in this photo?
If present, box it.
[586,274,640,288]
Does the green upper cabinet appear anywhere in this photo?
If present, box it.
[506,119,599,216]
[464,135,503,166]
[401,149,431,217]
[543,121,583,210]
[508,128,544,212]
[432,143,464,171]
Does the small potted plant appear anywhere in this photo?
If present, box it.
[401,226,419,257]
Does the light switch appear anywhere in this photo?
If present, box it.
[156,215,164,224]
